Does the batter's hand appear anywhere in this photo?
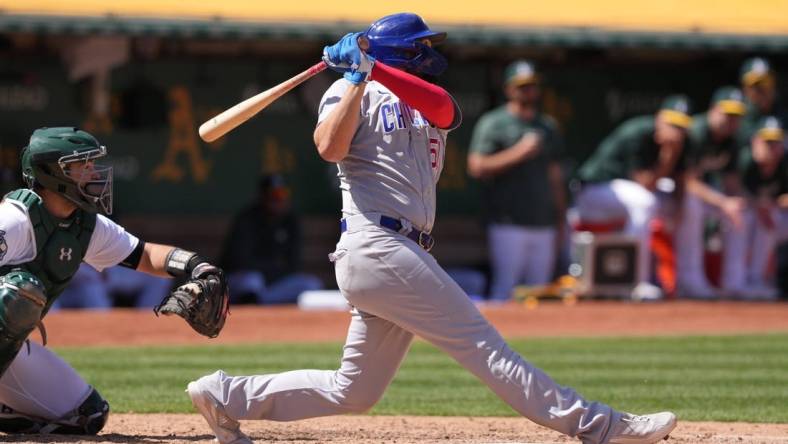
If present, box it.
[323,32,363,72]
[324,33,375,84]
[344,51,375,85]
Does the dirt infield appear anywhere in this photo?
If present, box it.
[42,300,788,347]
[24,301,788,443]
[4,414,788,444]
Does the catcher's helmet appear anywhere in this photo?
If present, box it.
[364,13,448,76]
[20,127,113,215]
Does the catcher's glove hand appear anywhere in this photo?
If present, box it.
[153,263,230,338]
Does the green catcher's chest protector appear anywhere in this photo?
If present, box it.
[0,189,95,375]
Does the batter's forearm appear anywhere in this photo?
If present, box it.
[314,84,366,162]
[370,62,456,129]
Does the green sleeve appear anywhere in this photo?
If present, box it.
[468,114,498,155]
[619,133,646,173]
[577,130,623,182]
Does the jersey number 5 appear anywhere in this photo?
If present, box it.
[429,138,440,169]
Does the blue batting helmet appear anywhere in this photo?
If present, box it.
[364,13,448,76]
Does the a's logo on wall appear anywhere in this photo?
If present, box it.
[152,86,212,183]
[59,247,73,262]
[0,230,6,261]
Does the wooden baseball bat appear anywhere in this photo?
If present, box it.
[198,61,328,142]
[199,37,370,143]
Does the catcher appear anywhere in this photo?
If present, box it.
[0,127,229,435]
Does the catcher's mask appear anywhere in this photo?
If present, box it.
[364,12,448,76]
[21,127,113,215]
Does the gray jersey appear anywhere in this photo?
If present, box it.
[317,79,449,233]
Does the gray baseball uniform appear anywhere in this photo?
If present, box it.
[194,79,622,443]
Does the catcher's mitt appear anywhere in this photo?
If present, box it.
[154,263,230,338]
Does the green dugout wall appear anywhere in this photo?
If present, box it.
[0,37,786,218]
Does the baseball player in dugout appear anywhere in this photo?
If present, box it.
[186,12,677,444]
[675,86,749,299]
[724,117,788,299]
[467,60,567,301]
[576,95,693,300]
[738,57,787,145]
[0,127,229,435]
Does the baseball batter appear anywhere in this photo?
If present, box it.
[0,127,228,435]
[187,13,677,444]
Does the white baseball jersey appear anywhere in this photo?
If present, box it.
[317,79,447,232]
[0,198,139,272]
[0,195,139,423]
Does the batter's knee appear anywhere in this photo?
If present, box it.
[332,374,386,413]
[335,391,379,413]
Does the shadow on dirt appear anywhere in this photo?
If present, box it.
[0,433,215,443]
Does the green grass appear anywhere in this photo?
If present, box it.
[54,333,788,423]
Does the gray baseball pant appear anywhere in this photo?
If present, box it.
[196,220,621,443]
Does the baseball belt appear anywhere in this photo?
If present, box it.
[340,214,435,252]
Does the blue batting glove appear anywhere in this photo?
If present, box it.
[343,51,375,85]
[322,32,363,73]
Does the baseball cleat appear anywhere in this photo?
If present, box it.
[607,411,677,444]
[187,380,252,444]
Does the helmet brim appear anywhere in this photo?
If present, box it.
[369,31,447,48]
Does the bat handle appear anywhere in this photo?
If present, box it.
[308,60,329,75]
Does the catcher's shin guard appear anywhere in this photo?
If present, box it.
[0,388,109,435]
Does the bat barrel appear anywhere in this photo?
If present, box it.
[198,61,327,142]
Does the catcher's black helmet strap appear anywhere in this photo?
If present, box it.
[164,248,206,277]
[120,240,145,270]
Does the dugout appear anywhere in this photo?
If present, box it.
[0,2,787,287]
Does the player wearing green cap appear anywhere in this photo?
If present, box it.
[467,60,566,300]
[577,94,694,299]
[738,57,787,144]
[675,86,748,298]
[724,116,788,299]
[0,127,228,435]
